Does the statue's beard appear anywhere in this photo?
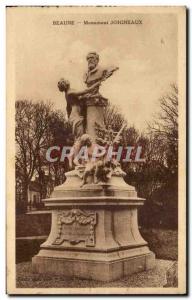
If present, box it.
[88,62,97,71]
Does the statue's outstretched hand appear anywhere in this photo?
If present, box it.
[102,67,119,81]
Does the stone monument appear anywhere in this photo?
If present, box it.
[32,52,155,281]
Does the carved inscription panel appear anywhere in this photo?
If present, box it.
[52,209,97,247]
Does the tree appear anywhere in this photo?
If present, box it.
[104,104,126,132]
[140,84,179,228]
[15,100,53,210]
[148,84,178,176]
[113,84,178,228]
[44,109,73,187]
[15,100,72,212]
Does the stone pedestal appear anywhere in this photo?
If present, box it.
[32,170,155,281]
[85,95,108,140]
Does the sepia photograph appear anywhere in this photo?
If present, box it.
[6,6,186,294]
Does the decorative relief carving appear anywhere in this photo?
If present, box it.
[52,209,97,247]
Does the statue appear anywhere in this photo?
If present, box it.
[83,52,119,141]
[84,52,119,96]
[68,133,93,168]
[33,52,155,282]
[58,52,121,185]
[58,78,100,139]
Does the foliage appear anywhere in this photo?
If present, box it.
[15,100,72,212]
[104,85,178,228]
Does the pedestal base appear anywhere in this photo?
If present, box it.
[32,249,155,282]
[32,172,155,282]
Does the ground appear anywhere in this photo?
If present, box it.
[16,260,176,288]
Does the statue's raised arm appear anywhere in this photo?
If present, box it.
[102,66,119,82]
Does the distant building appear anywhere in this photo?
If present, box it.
[16,169,55,213]
[28,181,41,211]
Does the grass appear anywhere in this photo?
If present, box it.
[16,213,51,237]
[16,238,46,263]
[140,228,178,260]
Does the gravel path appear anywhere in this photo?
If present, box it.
[16,259,176,288]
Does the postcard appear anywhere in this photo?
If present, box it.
[6,6,186,294]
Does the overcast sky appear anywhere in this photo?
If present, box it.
[8,7,178,131]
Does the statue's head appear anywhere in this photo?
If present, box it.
[58,78,70,92]
[86,52,99,71]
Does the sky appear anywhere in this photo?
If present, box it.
[8,7,178,131]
